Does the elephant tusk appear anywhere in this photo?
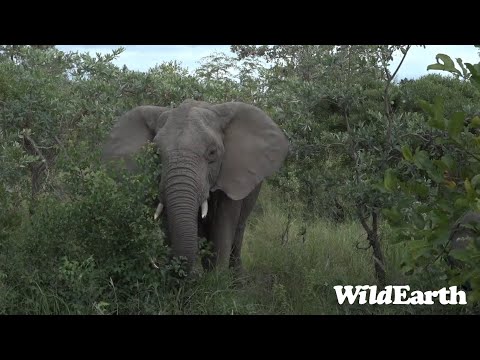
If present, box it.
[154,203,163,220]
[201,200,208,219]
[150,257,160,269]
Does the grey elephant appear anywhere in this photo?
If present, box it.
[446,211,480,268]
[102,99,289,273]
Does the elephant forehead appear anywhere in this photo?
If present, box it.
[186,107,219,126]
[166,108,222,145]
[168,106,206,126]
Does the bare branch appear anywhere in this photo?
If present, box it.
[390,46,411,83]
[384,46,411,145]
[372,209,378,235]
[24,134,48,167]
[23,133,50,191]
[372,255,386,272]
[356,204,372,235]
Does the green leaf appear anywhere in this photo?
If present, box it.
[465,63,480,88]
[471,174,480,189]
[441,155,455,171]
[470,116,480,128]
[456,58,467,76]
[408,239,431,260]
[414,150,432,171]
[465,178,475,197]
[412,214,426,230]
[382,208,402,224]
[444,180,457,189]
[418,99,434,116]
[427,64,448,71]
[384,168,398,191]
[449,248,472,262]
[404,181,429,197]
[428,54,462,76]
[430,228,450,246]
[401,145,413,161]
[447,112,465,138]
[455,197,470,209]
[424,96,445,130]
[430,168,446,184]
[465,63,480,78]
[433,96,445,123]
[433,159,449,172]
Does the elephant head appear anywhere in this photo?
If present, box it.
[447,211,480,268]
[102,100,289,270]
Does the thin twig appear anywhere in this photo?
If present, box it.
[390,46,410,83]
[109,277,119,315]
[452,138,480,162]
[383,46,411,145]
[281,207,293,245]
[399,133,430,142]
[356,241,372,251]
[54,135,64,148]
[54,135,73,162]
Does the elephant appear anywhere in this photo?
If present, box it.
[101,99,289,274]
[446,211,480,268]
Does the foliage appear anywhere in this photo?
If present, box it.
[1,44,480,313]
[383,54,480,303]
[1,142,194,313]
[397,74,480,116]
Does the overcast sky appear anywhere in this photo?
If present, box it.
[56,45,479,80]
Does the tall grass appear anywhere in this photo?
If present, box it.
[152,185,474,315]
[0,183,474,314]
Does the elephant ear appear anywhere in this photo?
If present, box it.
[211,102,289,200]
[102,105,170,170]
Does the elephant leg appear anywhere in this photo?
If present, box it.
[202,190,242,270]
[230,182,262,272]
[230,224,246,271]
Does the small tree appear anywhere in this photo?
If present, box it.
[383,53,480,304]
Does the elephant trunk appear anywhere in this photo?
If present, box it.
[164,152,202,271]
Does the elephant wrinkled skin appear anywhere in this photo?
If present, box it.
[102,100,289,273]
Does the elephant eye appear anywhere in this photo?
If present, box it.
[206,147,217,162]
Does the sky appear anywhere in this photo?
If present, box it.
[56,45,479,80]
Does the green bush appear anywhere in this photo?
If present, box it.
[383,55,480,305]
[0,144,194,314]
[398,74,480,117]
